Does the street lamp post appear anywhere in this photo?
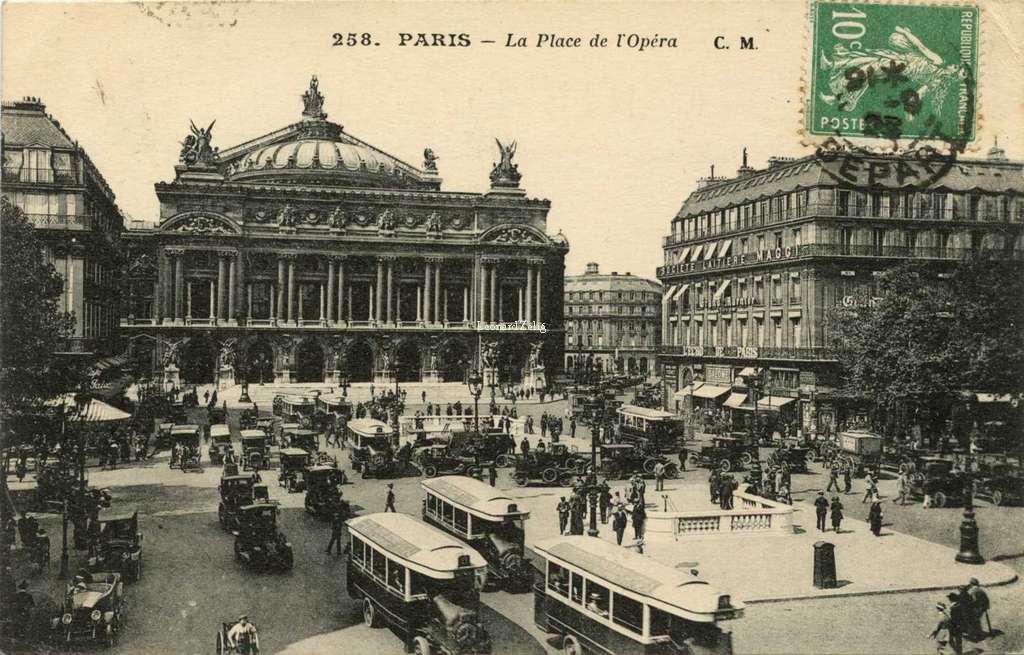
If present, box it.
[468,370,484,434]
[956,452,985,564]
[339,375,350,399]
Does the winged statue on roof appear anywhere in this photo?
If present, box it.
[180,119,218,166]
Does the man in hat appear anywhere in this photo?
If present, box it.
[814,491,829,532]
[227,615,259,654]
[556,497,569,535]
[384,484,396,512]
[966,577,990,640]
[326,511,345,555]
[586,591,608,617]
[612,507,628,546]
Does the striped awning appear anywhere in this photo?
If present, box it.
[689,244,704,261]
[676,246,691,263]
[703,241,719,260]
[663,285,679,304]
[713,279,732,301]
[46,395,132,422]
[718,239,733,258]
[691,384,730,400]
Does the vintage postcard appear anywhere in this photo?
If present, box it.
[1,2,1022,654]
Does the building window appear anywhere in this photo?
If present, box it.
[792,318,802,346]
[792,227,802,246]
[841,227,853,255]
[907,230,918,251]
[837,190,850,216]
[774,231,783,250]
[741,237,749,254]
[773,318,783,346]
[757,235,766,253]
[873,228,885,256]
[755,318,764,346]
[771,277,782,305]
[790,274,801,303]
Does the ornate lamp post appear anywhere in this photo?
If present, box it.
[956,401,984,564]
[254,353,270,386]
[339,374,350,399]
[468,369,484,434]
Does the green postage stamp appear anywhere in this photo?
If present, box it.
[808,1,979,142]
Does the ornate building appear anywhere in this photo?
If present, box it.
[658,147,1024,434]
[122,77,568,387]
[2,97,124,355]
[564,263,661,376]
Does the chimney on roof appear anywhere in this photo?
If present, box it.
[736,147,755,177]
[987,136,1008,161]
[696,163,725,189]
[611,271,618,276]
[12,96,45,112]
[585,262,599,275]
[767,156,796,169]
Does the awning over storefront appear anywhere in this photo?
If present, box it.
[676,246,691,263]
[689,244,704,261]
[691,384,730,400]
[663,285,679,304]
[704,241,719,260]
[737,367,757,378]
[723,393,797,412]
[713,279,732,301]
[723,392,748,409]
[673,382,704,399]
[45,395,132,422]
[718,239,733,258]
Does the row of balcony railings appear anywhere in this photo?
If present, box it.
[659,345,837,361]
[663,202,1024,246]
[119,316,549,330]
[658,244,1024,277]
[20,212,94,230]
[3,165,80,185]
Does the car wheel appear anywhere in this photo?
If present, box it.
[413,636,432,655]
[719,459,732,473]
[495,454,511,468]
[991,490,1005,506]
[688,453,701,467]
[363,598,383,628]
[424,465,438,478]
[740,452,754,466]
[563,635,583,655]
[643,459,657,474]
[665,464,679,479]
[513,472,529,487]
[542,468,559,484]
[933,492,947,508]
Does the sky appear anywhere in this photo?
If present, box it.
[3,0,1023,280]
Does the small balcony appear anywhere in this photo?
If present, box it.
[23,213,93,231]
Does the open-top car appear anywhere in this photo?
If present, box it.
[170,424,203,470]
[279,448,313,492]
[240,430,270,471]
[303,466,351,519]
[976,462,1024,506]
[596,443,679,480]
[512,444,588,487]
[219,475,258,531]
[208,424,233,465]
[909,457,970,507]
[87,511,143,583]
[233,503,293,571]
[53,571,125,646]
[688,435,758,472]
[347,418,399,479]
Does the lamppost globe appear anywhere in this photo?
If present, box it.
[468,369,484,434]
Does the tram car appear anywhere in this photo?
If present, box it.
[616,405,685,454]
[534,535,743,654]
[347,513,492,655]
[422,475,533,592]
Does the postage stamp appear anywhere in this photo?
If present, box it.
[808,1,979,143]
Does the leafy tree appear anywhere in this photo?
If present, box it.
[825,257,1024,437]
[0,198,83,442]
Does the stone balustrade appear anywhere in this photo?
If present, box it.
[644,484,795,541]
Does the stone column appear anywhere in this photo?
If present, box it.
[489,262,497,323]
[226,253,236,321]
[535,261,543,324]
[478,259,487,322]
[172,250,184,321]
[416,287,422,322]
[186,281,193,318]
[385,257,394,324]
[326,258,336,323]
[375,257,384,323]
[319,283,326,321]
[277,258,286,321]
[286,256,296,324]
[336,257,345,322]
[434,259,441,324]
[518,288,524,322]
[235,249,245,322]
[462,287,469,323]
[208,280,215,319]
[443,290,449,323]
[423,260,433,325]
[525,265,534,323]
[153,278,161,323]
[216,255,226,321]
[298,283,305,322]
[247,284,253,320]
[269,284,275,320]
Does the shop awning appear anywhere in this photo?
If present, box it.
[723,392,749,409]
[673,382,704,399]
[676,246,691,263]
[663,285,678,304]
[45,395,132,422]
[691,384,730,400]
[675,284,690,303]
[713,279,732,301]
[689,244,704,261]
[718,239,733,258]
[704,241,719,260]
[737,367,757,378]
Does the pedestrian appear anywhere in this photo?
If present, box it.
[862,473,877,503]
[570,418,576,438]
[896,471,909,506]
[678,446,687,472]
[613,508,627,545]
[520,437,530,457]
[830,496,844,532]
[204,390,210,405]
[868,499,883,536]
[654,461,666,492]
[326,511,345,555]
[826,467,840,492]
[631,503,646,540]
[599,482,611,524]
[966,577,990,640]
[947,592,965,654]
[843,465,853,493]
[930,602,953,654]
[709,469,720,504]
[557,497,569,535]
[384,483,396,512]
[814,491,829,532]
[488,461,497,487]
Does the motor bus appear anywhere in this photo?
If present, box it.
[347,418,399,478]
[421,475,533,592]
[533,535,743,655]
[273,394,315,424]
[347,512,492,655]
[616,405,685,454]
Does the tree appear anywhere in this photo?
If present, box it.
[0,198,83,441]
[825,257,1024,438]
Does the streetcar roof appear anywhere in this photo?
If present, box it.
[534,536,744,622]
[278,395,313,405]
[347,418,392,435]
[616,405,676,420]
[348,512,486,576]
[421,475,530,520]
[318,396,350,406]
[239,429,265,438]
[210,424,231,436]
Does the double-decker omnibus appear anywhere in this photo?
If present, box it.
[616,405,685,454]
[347,512,492,655]
[421,475,533,592]
[534,535,743,655]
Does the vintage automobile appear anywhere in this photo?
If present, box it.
[512,446,588,487]
[208,424,234,465]
[284,428,320,454]
[422,476,533,592]
[240,430,270,471]
[215,619,261,655]
[418,445,482,479]
[233,503,294,571]
[976,462,1024,506]
[219,475,260,531]
[688,436,759,472]
[347,513,492,655]
[766,445,810,473]
[595,443,679,480]
[279,448,313,492]
[53,571,125,646]
[909,457,970,507]
[155,421,175,451]
[208,403,228,426]
[169,424,203,470]
[239,406,260,431]
[86,511,143,583]
[304,466,352,519]
[347,418,399,479]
